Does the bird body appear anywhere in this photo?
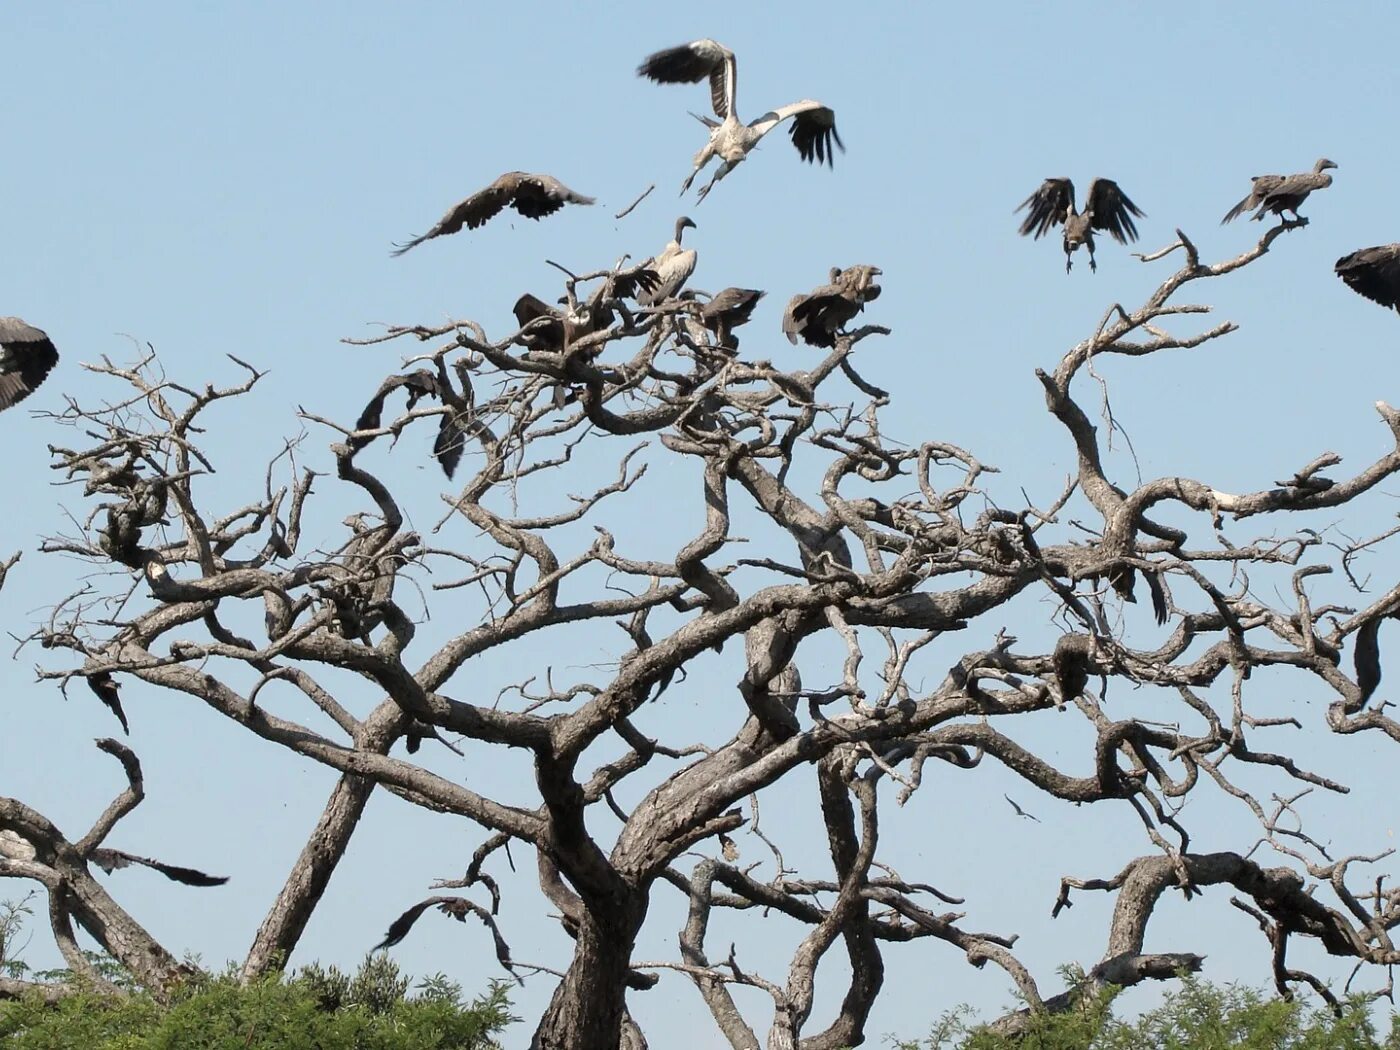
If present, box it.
[0,316,59,412]
[1336,244,1400,313]
[1222,158,1336,224]
[1016,178,1143,273]
[637,217,698,305]
[783,265,882,348]
[638,39,842,202]
[392,172,594,255]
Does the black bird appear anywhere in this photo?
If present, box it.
[1336,244,1400,314]
[697,287,765,350]
[91,847,229,887]
[0,317,60,412]
[1222,158,1336,224]
[1016,178,1144,273]
[375,896,479,950]
[1052,634,1093,706]
[782,266,882,348]
[350,370,443,451]
[392,172,594,256]
[86,671,129,735]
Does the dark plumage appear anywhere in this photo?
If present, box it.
[392,172,594,255]
[1016,178,1144,273]
[1222,158,1336,224]
[350,370,443,451]
[782,265,882,348]
[1355,618,1383,705]
[1336,244,1400,314]
[374,896,478,951]
[1052,634,1093,706]
[0,317,60,412]
[91,847,228,887]
[86,671,129,735]
[351,364,474,480]
[700,287,765,348]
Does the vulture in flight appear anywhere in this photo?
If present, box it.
[636,217,698,306]
[638,39,843,202]
[782,265,882,348]
[86,671,129,735]
[91,847,229,887]
[1336,244,1400,314]
[391,172,594,255]
[1016,178,1144,273]
[0,316,60,412]
[1222,158,1337,224]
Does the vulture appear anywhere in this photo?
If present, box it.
[391,172,594,255]
[1335,244,1400,314]
[86,671,129,735]
[350,370,443,451]
[1016,178,1144,273]
[1052,634,1093,706]
[637,39,843,202]
[350,365,474,479]
[782,265,882,348]
[91,847,229,887]
[1222,158,1337,224]
[0,316,60,412]
[512,291,616,354]
[693,287,765,350]
[636,217,698,306]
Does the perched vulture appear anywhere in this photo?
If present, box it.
[637,39,843,202]
[782,265,882,348]
[91,847,228,887]
[1052,634,1093,706]
[391,172,594,255]
[0,316,60,412]
[1016,178,1144,273]
[683,286,765,351]
[1336,244,1400,314]
[512,291,617,354]
[636,217,698,306]
[86,671,129,735]
[1222,158,1336,224]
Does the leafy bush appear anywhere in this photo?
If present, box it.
[895,974,1400,1050]
[0,955,515,1049]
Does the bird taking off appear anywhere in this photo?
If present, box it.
[392,172,594,256]
[637,39,843,203]
[0,317,59,412]
[1016,178,1144,273]
[1336,244,1400,314]
[1221,158,1336,224]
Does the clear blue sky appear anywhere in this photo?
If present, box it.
[5,2,1400,1045]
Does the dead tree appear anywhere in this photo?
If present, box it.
[7,220,1400,1049]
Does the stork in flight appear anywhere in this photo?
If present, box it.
[637,39,843,203]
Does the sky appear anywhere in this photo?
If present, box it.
[5,1,1400,1046]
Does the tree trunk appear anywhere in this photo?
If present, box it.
[531,898,647,1050]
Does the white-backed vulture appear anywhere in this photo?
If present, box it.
[1016,178,1144,273]
[782,265,882,348]
[1222,158,1336,224]
[0,316,59,412]
[636,217,697,306]
[1336,244,1400,313]
[392,172,594,255]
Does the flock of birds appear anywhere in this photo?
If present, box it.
[4,41,1400,428]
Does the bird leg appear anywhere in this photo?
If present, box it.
[694,161,734,204]
[1064,246,1074,274]
[1088,247,1098,273]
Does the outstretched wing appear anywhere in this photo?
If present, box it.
[351,370,443,451]
[509,174,595,220]
[749,100,843,166]
[391,175,517,255]
[0,317,60,412]
[374,895,477,951]
[91,848,229,887]
[702,287,765,329]
[1084,178,1144,243]
[1015,179,1074,239]
[637,39,737,119]
[1336,244,1400,313]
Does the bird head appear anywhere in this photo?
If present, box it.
[675,216,697,240]
[1315,158,1339,172]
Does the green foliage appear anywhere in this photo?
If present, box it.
[0,955,515,1049]
[893,974,1400,1050]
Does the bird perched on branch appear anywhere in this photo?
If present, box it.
[637,39,843,202]
[1221,158,1336,224]
[0,317,59,412]
[636,217,698,306]
[690,287,765,351]
[1016,178,1144,273]
[391,172,594,255]
[782,266,882,348]
[1335,244,1400,314]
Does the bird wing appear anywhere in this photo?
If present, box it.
[749,101,843,166]
[0,317,59,412]
[637,39,736,119]
[703,287,765,327]
[784,285,860,348]
[509,174,595,220]
[90,847,229,886]
[1015,179,1075,239]
[390,175,518,255]
[1336,244,1400,312]
[1259,170,1330,207]
[1084,178,1144,243]
[374,895,479,951]
[1221,174,1283,223]
[85,671,130,735]
[351,371,443,451]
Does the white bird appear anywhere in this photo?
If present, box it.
[637,39,843,203]
[637,217,698,306]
